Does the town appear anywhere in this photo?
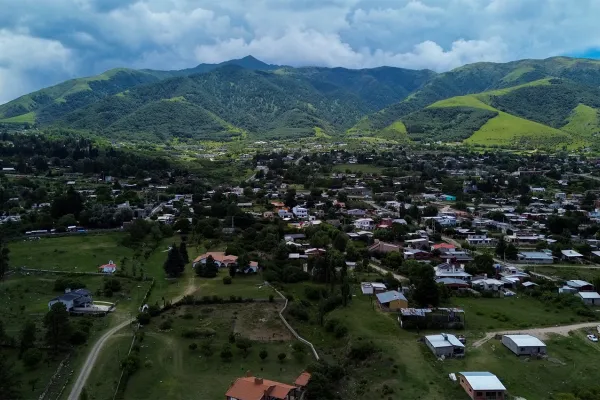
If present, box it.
[2,137,600,400]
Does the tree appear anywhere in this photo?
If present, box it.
[340,262,350,307]
[259,349,268,361]
[472,253,495,277]
[220,345,233,362]
[0,237,9,281]
[409,264,440,307]
[163,243,185,278]
[201,256,218,278]
[292,342,306,362]
[277,352,287,363]
[22,349,43,369]
[332,233,348,252]
[0,354,22,400]
[505,243,519,261]
[44,302,72,352]
[422,205,438,217]
[19,321,37,358]
[179,241,189,264]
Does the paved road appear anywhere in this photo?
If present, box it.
[369,263,408,281]
[67,319,134,400]
[472,321,600,348]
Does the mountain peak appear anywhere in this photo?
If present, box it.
[222,55,277,70]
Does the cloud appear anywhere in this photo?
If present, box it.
[1,0,600,102]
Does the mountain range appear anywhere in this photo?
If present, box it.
[2,55,600,148]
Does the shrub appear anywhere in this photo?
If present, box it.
[159,319,173,331]
[277,352,287,363]
[200,341,213,357]
[325,319,339,333]
[334,324,348,338]
[144,360,153,368]
[70,330,88,345]
[22,348,43,369]
[137,312,151,325]
[181,328,216,339]
[348,341,379,361]
[220,345,233,362]
[223,276,232,285]
[269,294,274,302]
[259,349,268,361]
[288,304,309,321]
[54,278,85,292]
[182,313,194,320]
[103,278,122,293]
[189,343,198,351]
[304,286,328,301]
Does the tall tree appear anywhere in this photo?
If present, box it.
[44,303,71,353]
[409,264,440,307]
[19,321,37,358]
[0,236,9,281]
[340,262,350,307]
[179,241,189,264]
[0,354,22,400]
[163,243,185,278]
[204,255,218,278]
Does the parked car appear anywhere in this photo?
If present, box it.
[587,334,598,342]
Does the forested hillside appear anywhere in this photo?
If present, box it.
[4,55,600,147]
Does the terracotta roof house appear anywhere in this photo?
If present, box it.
[225,373,310,400]
[368,240,401,254]
[98,260,117,274]
[193,252,238,268]
[432,243,456,251]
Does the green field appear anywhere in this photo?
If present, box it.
[87,303,306,400]
[192,270,272,299]
[8,233,135,272]
[332,163,383,174]
[0,111,36,123]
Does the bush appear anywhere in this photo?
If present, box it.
[103,278,122,293]
[54,278,86,292]
[159,319,173,330]
[259,349,268,361]
[223,276,232,285]
[325,318,339,333]
[334,324,348,338]
[269,294,274,303]
[188,343,198,351]
[137,312,151,325]
[144,360,153,368]
[200,341,213,357]
[348,341,379,361]
[220,345,233,362]
[304,287,328,301]
[22,348,43,369]
[288,304,309,321]
[182,313,194,320]
[181,328,216,339]
[70,330,88,345]
[277,352,287,363]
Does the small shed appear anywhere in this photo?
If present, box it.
[578,291,600,305]
[375,290,408,311]
[501,334,546,356]
[459,372,506,400]
[424,333,465,358]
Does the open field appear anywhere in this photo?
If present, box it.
[450,296,595,333]
[533,265,600,281]
[191,270,273,299]
[87,303,305,400]
[8,233,134,272]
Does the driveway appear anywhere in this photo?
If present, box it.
[369,263,408,281]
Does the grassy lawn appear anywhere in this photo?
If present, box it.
[332,163,383,174]
[84,334,134,400]
[533,265,600,281]
[438,330,600,399]
[91,303,306,400]
[192,270,272,299]
[450,296,592,334]
[8,233,134,272]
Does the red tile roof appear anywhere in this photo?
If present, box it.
[294,372,311,387]
[225,377,295,400]
[432,243,456,250]
[193,252,238,264]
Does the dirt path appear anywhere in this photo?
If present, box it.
[369,263,408,281]
[472,321,600,348]
[170,274,198,304]
[67,319,133,400]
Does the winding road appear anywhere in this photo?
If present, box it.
[67,319,134,400]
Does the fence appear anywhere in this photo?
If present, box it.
[265,282,320,361]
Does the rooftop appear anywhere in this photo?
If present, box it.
[460,372,507,391]
[225,377,296,400]
[426,333,465,348]
[503,334,546,347]
[376,290,407,304]
[561,249,584,258]
[578,291,600,299]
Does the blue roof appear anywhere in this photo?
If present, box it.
[376,290,407,304]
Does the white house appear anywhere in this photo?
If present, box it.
[466,234,495,246]
[292,206,309,219]
[517,251,554,264]
[471,278,505,292]
[354,218,374,230]
[347,209,366,216]
[501,334,546,356]
[561,249,584,261]
[424,333,465,358]
[278,209,293,219]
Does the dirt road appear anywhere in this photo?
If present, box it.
[369,263,408,281]
[472,321,600,348]
[67,319,134,400]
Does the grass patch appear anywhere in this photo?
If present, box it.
[8,233,135,273]
[193,270,272,299]
[0,111,36,123]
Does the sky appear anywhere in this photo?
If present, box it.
[1,0,600,103]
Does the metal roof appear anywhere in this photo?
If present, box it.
[578,292,600,299]
[426,333,465,348]
[561,249,583,257]
[519,251,553,259]
[503,334,546,348]
[567,279,593,288]
[460,372,506,391]
[376,290,407,304]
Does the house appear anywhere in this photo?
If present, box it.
[424,333,465,358]
[432,243,456,252]
[278,209,294,219]
[346,208,366,217]
[48,289,93,311]
[305,248,326,257]
[440,194,456,201]
[192,252,238,268]
[403,248,431,260]
[466,234,496,246]
[360,282,387,295]
[436,277,470,290]
[404,237,429,250]
[98,260,117,274]
[225,375,305,400]
[501,334,546,356]
[376,290,408,311]
[459,372,506,400]
[354,218,374,230]
[561,249,584,261]
[517,251,554,264]
[578,291,600,305]
[292,206,308,219]
[368,240,401,254]
[566,279,595,292]
[471,279,505,292]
